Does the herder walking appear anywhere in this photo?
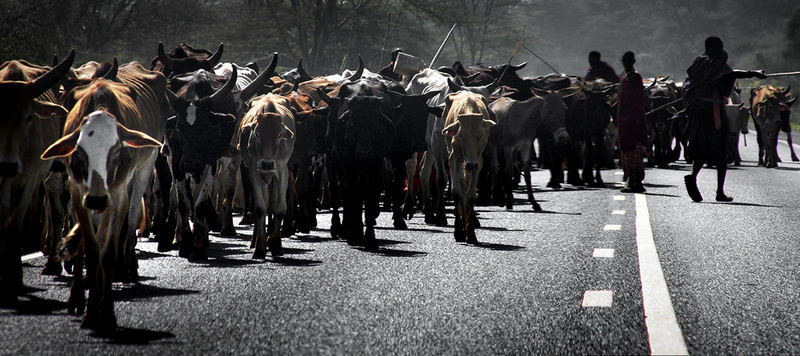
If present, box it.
[617,51,648,193]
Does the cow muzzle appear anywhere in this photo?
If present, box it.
[83,194,109,211]
[0,162,20,177]
[257,159,276,172]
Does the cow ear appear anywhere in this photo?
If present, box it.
[118,123,162,148]
[237,123,254,152]
[427,106,443,117]
[32,100,68,119]
[42,130,79,159]
[209,112,236,125]
[441,121,459,136]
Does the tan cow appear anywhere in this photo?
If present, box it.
[0,51,73,301]
[237,93,295,259]
[441,91,496,244]
[42,61,165,331]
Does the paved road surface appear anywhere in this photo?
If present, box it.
[2,132,799,354]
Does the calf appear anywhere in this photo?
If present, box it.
[42,68,164,330]
[441,91,496,244]
[751,86,796,168]
[237,94,295,258]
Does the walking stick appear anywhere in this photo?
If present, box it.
[429,23,457,69]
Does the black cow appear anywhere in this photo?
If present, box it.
[151,42,223,79]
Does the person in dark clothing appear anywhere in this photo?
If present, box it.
[378,48,404,82]
[683,36,766,202]
[585,51,619,83]
[617,51,648,193]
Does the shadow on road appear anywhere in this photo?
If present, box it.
[191,256,262,268]
[477,225,525,232]
[270,256,323,267]
[706,201,783,208]
[359,247,427,257]
[469,242,525,251]
[2,294,66,315]
[115,283,199,302]
[94,326,175,345]
[642,192,682,198]
[291,234,336,243]
[135,250,172,260]
[643,182,677,188]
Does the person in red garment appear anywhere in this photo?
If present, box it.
[682,36,766,202]
[617,51,648,193]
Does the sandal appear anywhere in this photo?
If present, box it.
[715,193,733,202]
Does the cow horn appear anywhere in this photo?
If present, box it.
[241,52,278,101]
[157,42,174,69]
[104,58,118,80]
[347,55,364,82]
[210,66,236,105]
[486,76,501,93]
[785,86,791,96]
[316,88,334,105]
[33,49,74,98]
[165,88,179,107]
[296,58,312,82]
[447,78,462,93]
[52,55,58,67]
[453,61,469,76]
[206,43,224,66]
[511,61,527,71]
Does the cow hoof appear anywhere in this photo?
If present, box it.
[252,249,267,260]
[466,238,480,245]
[792,156,799,162]
[268,239,284,257]
[240,214,254,225]
[546,181,561,189]
[80,313,98,330]
[41,261,62,276]
[567,178,584,186]
[67,294,85,316]
[393,219,407,230]
[219,226,237,237]
[532,203,543,212]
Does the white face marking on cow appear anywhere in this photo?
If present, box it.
[186,103,197,126]
[76,111,119,190]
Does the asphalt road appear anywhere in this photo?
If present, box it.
[3,131,800,354]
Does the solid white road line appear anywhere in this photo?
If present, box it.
[582,290,614,307]
[614,195,626,201]
[592,248,615,258]
[21,252,44,262]
[634,193,688,355]
[612,210,626,215]
[603,224,621,231]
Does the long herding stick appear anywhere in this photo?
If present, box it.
[378,12,392,69]
[521,43,560,74]
[429,23,457,69]
[766,71,800,77]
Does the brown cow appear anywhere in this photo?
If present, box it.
[42,61,166,330]
[237,93,295,258]
[0,51,74,301]
[441,91,496,244]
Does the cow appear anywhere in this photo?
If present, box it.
[643,78,681,168]
[488,92,568,211]
[236,93,295,258]
[725,87,749,166]
[405,68,498,226]
[750,85,796,168]
[0,51,74,301]
[440,90,496,244]
[41,59,166,330]
[563,80,616,186]
[164,68,238,260]
[211,55,278,236]
[151,42,224,78]
[317,76,397,249]
[280,58,313,85]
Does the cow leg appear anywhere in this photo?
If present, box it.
[433,160,448,226]
[401,155,418,220]
[218,157,240,237]
[251,181,268,259]
[503,147,516,210]
[567,141,584,186]
[420,151,436,224]
[66,226,85,316]
[517,146,542,212]
[788,132,800,161]
[239,163,255,225]
[153,153,174,250]
[391,158,408,230]
[453,195,465,242]
[189,166,214,261]
[364,164,381,251]
[42,170,67,276]
[465,197,478,245]
[295,164,312,234]
[281,170,297,238]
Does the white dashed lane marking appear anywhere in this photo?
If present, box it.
[582,290,614,307]
[612,210,626,215]
[614,171,624,175]
[634,193,688,355]
[613,195,626,201]
[21,252,44,262]
[603,224,621,231]
[592,248,615,258]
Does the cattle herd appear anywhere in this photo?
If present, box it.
[0,43,795,332]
